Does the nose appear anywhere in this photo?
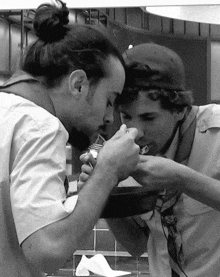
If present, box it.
[127,120,145,140]
[135,126,145,140]
[104,105,114,125]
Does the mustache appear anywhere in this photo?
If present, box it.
[68,127,91,152]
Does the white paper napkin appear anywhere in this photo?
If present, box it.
[75,254,131,277]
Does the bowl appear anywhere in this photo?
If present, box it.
[100,186,158,218]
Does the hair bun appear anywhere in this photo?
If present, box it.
[33,0,69,43]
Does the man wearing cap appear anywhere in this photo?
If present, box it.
[79,42,220,277]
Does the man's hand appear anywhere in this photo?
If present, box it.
[78,153,95,191]
[131,155,185,191]
[78,124,140,191]
[96,124,140,182]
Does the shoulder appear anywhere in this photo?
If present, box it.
[197,103,220,118]
[0,92,68,139]
[196,104,220,131]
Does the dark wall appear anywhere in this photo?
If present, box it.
[107,21,209,106]
[105,21,209,138]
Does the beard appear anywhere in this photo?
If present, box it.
[67,127,91,152]
[67,122,110,152]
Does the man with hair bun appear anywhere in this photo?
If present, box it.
[0,1,140,276]
[80,43,220,277]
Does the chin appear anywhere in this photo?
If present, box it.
[68,127,91,151]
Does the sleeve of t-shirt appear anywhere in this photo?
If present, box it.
[10,106,78,244]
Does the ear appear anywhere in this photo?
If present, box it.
[175,107,187,121]
[68,69,88,98]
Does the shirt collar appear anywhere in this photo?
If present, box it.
[163,128,180,160]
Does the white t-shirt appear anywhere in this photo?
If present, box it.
[0,92,77,276]
[140,104,220,277]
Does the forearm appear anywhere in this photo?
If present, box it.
[22,164,118,273]
[106,217,148,258]
[133,156,220,211]
[179,165,220,211]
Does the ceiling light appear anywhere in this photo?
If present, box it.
[143,5,220,25]
[0,0,220,10]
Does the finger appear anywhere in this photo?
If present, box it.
[139,155,151,162]
[88,154,96,167]
[80,152,96,166]
[119,123,128,132]
[79,153,90,163]
[78,172,90,182]
[81,164,93,174]
[133,160,150,173]
[112,124,128,138]
[113,125,139,141]
[77,181,84,191]
[126,127,139,139]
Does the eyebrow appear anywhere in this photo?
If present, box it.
[120,110,157,117]
[139,112,157,117]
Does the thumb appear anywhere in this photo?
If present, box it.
[111,124,127,138]
[139,155,151,163]
[120,123,127,132]
[117,124,128,134]
[115,124,138,139]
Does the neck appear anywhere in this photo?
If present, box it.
[160,124,179,156]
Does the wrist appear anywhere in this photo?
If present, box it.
[175,163,191,191]
[92,163,119,192]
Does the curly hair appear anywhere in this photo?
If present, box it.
[115,86,194,113]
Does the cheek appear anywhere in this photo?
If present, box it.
[96,103,106,118]
[147,118,174,139]
[156,119,175,142]
[92,100,107,122]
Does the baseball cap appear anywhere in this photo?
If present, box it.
[123,43,185,91]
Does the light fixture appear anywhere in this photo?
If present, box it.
[143,5,220,25]
[0,0,220,10]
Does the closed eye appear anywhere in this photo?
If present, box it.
[140,114,155,121]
